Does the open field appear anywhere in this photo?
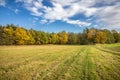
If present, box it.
[102,44,120,52]
[0,44,120,80]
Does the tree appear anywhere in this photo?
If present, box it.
[112,30,120,43]
[0,26,4,45]
[94,31,107,43]
[80,28,89,44]
[14,27,30,45]
[58,31,68,44]
[35,31,41,44]
[103,29,115,43]
[76,33,82,44]
[68,32,77,44]
[35,31,48,44]
[41,32,48,44]
[49,32,59,44]
[0,24,120,45]
[2,26,15,45]
[87,28,96,44]
[26,30,35,44]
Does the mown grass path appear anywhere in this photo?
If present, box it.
[0,45,120,80]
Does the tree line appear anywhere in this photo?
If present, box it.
[0,24,120,45]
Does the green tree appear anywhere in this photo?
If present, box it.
[49,32,59,44]
[0,26,4,45]
[34,31,41,44]
[68,32,77,44]
[112,30,120,43]
[76,33,82,44]
[40,31,48,44]
[35,31,48,44]
[103,29,115,43]
[80,28,89,44]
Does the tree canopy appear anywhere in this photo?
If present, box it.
[0,24,120,45]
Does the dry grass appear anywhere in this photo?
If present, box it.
[0,44,120,80]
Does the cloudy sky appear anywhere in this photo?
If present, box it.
[0,0,120,32]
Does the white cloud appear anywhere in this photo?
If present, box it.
[33,1,43,8]
[44,2,67,20]
[43,1,95,26]
[95,0,118,5]
[0,0,6,6]
[95,2,120,28]
[15,0,94,26]
[64,18,91,26]
[27,7,43,16]
[52,0,78,6]
[16,0,43,16]
[40,19,48,24]
[15,0,120,29]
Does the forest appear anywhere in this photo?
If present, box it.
[0,24,120,45]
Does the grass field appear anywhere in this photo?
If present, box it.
[0,44,120,80]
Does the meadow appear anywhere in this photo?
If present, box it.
[0,44,120,80]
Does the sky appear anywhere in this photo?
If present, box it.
[0,0,120,32]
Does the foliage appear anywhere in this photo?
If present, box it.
[94,31,107,43]
[112,30,120,43]
[87,28,96,44]
[0,24,120,45]
[68,32,77,44]
[103,29,115,43]
[58,31,68,44]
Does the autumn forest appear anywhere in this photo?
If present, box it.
[0,24,120,45]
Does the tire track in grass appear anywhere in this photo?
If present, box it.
[95,46,120,56]
[84,50,91,80]
[31,49,79,80]
[80,47,97,80]
[38,47,86,80]
[0,46,81,80]
[42,46,97,80]
[92,47,120,80]
[63,46,97,80]
[29,47,78,79]
[61,46,88,80]
[62,47,87,80]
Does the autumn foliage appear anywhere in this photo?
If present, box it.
[0,24,120,45]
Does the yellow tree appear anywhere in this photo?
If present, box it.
[26,31,35,44]
[94,31,107,43]
[14,28,30,45]
[87,28,96,44]
[3,27,15,45]
[58,31,68,44]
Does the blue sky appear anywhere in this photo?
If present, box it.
[0,0,120,32]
